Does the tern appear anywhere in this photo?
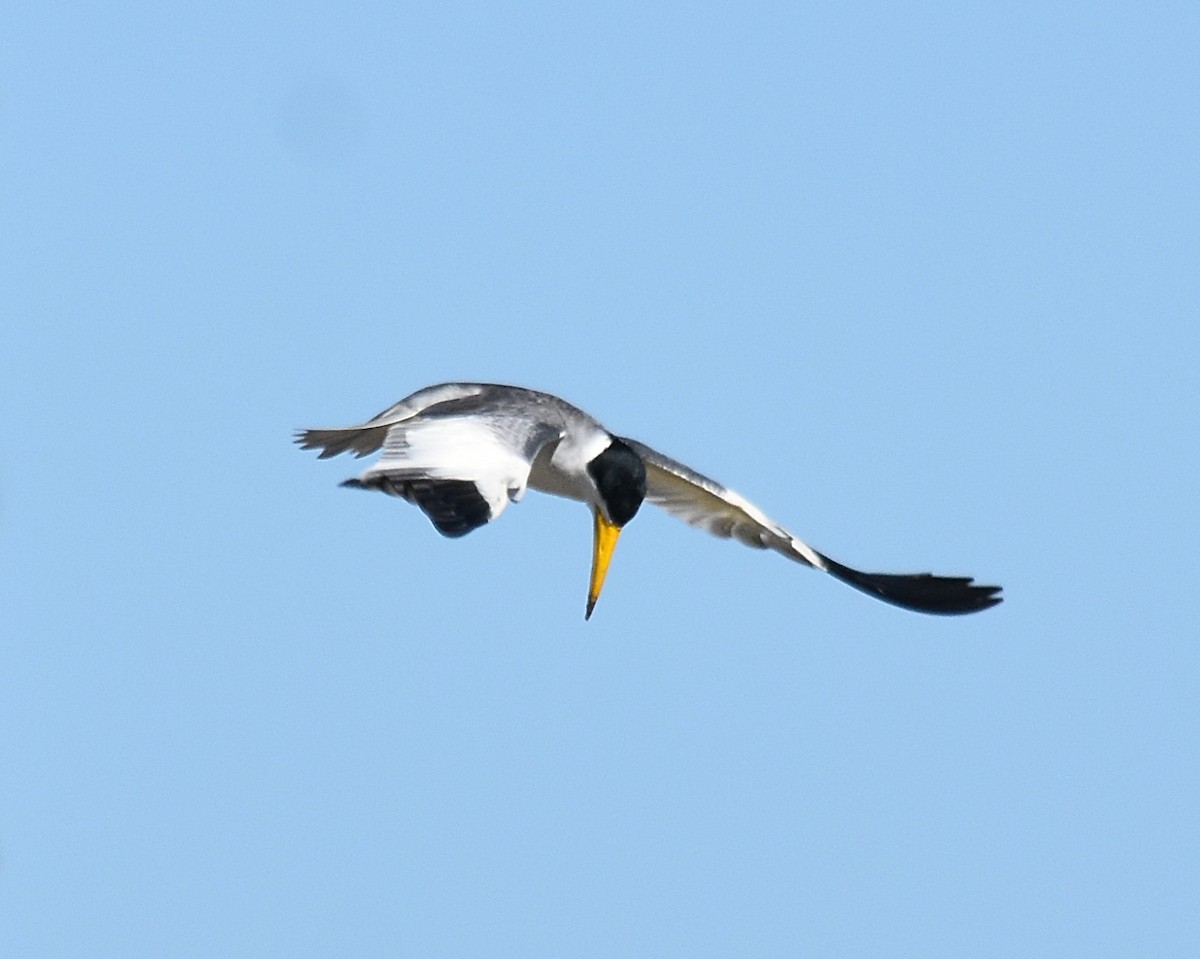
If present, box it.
[297,383,1001,618]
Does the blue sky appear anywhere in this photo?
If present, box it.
[2,1,1197,956]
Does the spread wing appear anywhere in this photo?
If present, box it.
[295,383,489,459]
[622,439,824,567]
[298,393,563,537]
[624,439,1002,615]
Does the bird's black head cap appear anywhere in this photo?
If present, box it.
[587,437,646,527]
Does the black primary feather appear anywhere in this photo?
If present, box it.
[342,476,492,538]
[816,552,1002,615]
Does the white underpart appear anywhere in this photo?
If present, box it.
[357,417,538,521]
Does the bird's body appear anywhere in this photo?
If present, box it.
[297,383,1001,617]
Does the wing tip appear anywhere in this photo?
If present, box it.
[294,426,384,459]
[295,428,336,458]
[818,553,1003,615]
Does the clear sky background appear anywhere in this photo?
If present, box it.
[2,2,1197,956]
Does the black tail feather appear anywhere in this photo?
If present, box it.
[817,553,1002,615]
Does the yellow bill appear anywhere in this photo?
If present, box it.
[586,509,623,620]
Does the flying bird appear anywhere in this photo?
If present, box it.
[297,383,1001,618]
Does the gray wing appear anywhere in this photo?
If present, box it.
[623,439,823,568]
[299,388,565,535]
[624,438,1003,615]
[295,383,489,459]
[295,383,592,460]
